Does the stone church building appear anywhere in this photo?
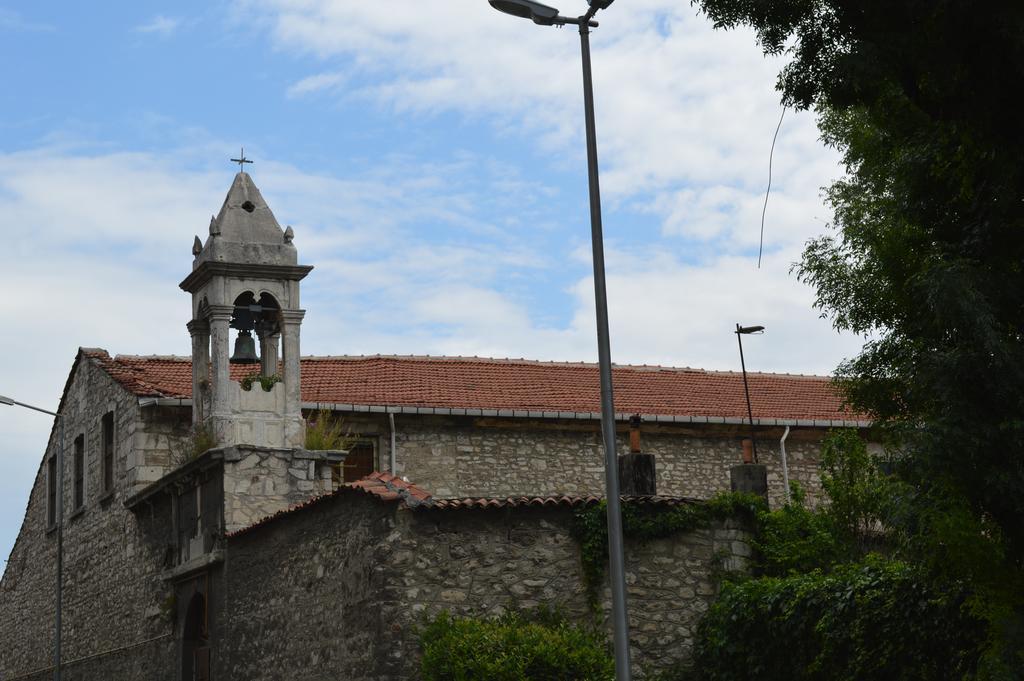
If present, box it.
[0,172,865,680]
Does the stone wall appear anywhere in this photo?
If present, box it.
[378,503,750,678]
[221,446,341,533]
[341,413,827,508]
[221,491,752,679]
[145,409,830,509]
[219,492,393,680]
[0,353,177,680]
[132,405,191,491]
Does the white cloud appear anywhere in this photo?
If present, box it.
[134,15,181,37]
[0,8,54,32]
[286,71,349,98]
[235,0,844,263]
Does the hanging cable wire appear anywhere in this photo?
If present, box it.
[758,106,787,268]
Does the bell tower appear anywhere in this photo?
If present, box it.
[180,170,312,449]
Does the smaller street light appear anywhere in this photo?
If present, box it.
[2,393,64,681]
[734,324,764,463]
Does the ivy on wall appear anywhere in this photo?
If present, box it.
[570,492,766,604]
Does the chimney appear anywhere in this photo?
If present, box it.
[731,439,768,500]
[629,414,642,453]
[618,414,656,496]
[741,438,754,464]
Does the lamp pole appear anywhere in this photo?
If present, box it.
[733,324,764,463]
[1,394,63,681]
[486,2,630,678]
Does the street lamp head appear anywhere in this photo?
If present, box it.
[589,0,615,8]
[0,394,14,406]
[736,324,765,335]
[489,0,561,25]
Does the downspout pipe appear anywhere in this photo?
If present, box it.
[388,412,397,474]
[780,425,791,504]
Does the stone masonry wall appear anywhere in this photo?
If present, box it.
[222,491,752,679]
[221,446,339,533]
[377,504,751,678]
[0,355,177,680]
[373,414,826,508]
[159,409,830,509]
[220,492,393,681]
[131,405,191,492]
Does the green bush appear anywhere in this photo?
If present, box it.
[419,611,614,681]
[754,499,849,576]
[693,557,985,681]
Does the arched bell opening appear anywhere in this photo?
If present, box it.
[230,292,282,377]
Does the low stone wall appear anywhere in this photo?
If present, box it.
[222,491,752,679]
[377,503,750,677]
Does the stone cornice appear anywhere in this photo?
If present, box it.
[179,261,313,293]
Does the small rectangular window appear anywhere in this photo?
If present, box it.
[101,412,115,493]
[73,435,85,510]
[342,443,375,483]
[47,456,57,527]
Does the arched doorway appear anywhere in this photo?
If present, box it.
[181,592,210,681]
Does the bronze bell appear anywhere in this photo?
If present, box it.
[230,330,259,364]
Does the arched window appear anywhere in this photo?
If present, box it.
[181,592,210,681]
[229,292,282,373]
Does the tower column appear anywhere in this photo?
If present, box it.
[208,306,234,418]
[187,319,211,425]
[280,310,305,419]
[259,332,280,378]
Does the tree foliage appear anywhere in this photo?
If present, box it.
[692,0,1024,559]
[694,557,986,681]
[692,431,998,679]
[691,0,1024,669]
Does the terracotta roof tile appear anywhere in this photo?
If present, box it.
[226,472,702,537]
[90,353,860,422]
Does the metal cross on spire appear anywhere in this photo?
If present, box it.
[230,148,253,171]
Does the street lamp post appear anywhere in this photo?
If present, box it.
[1,394,63,681]
[486,2,630,678]
[733,324,764,463]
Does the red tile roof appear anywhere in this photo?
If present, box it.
[83,350,862,423]
[226,472,434,538]
[227,472,699,537]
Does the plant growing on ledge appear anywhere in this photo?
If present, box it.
[304,409,357,451]
[170,423,219,467]
[240,373,282,392]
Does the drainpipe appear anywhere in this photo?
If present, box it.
[388,412,397,474]
[780,425,791,504]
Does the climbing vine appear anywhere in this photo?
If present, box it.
[571,492,766,603]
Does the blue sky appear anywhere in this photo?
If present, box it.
[0,1,864,563]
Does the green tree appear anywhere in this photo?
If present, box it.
[690,0,1024,671]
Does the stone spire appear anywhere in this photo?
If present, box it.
[181,170,312,450]
[192,172,298,268]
